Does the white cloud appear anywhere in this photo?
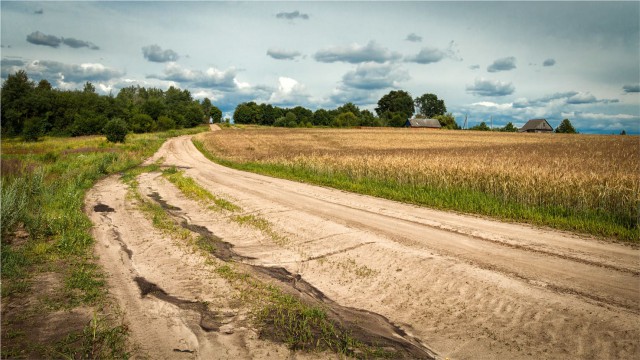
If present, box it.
[466,78,515,97]
[487,56,516,72]
[342,63,409,90]
[314,41,401,64]
[267,76,311,106]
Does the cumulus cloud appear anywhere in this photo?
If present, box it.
[148,63,240,90]
[341,63,409,90]
[26,31,99,50]
[275,10,309,20]
[405,33,422,42]
[266,48,302,60]
[469,64,480,70]
[406,47,446,64]
[142,44,179,63]
[62,37,99,50]
[623,84,640,93]
[34,9,43,15]
[26,31,61,48]
[314,41,401,64]
[466,78,515,97]
[1,58,27,77]
[487,56,517,72]
[5,59,124,84]
[406,41,461,64]
[267,76,311,106]
[513,91,618,108]
[567,92,619,104]
[543,58,556,67]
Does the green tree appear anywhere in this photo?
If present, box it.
[434,113,459,129]
[375,90,414,121]
[156,115,176,131]
[555,118,577,134]
[313,109,330,126]
[470,121,490,131]
[201,98,213,120]
[332,111,359,127]
[414,93,446,118]
[103,118,128,143]
[210,106,223,123]
[184,102,205,127]
[620,130,627,135]
[285,111,298,127]
[22,117,44,142]
[500,122,518,132]
[1,70,35,135]
[233,103,254,124]
[130,113,155,133]
[387,113,407,127]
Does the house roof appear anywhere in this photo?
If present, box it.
[406,118,442,128]
[519,119,553,132]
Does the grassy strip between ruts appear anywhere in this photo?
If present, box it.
[192,138,639,243]
[129,166,393,358]
[161,167,288,245]
[0,126,208,358]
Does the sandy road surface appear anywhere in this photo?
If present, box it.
[88,132,639,359]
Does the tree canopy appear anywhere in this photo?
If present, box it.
[555,119,577,134]
[1,71,213,138]
[375,90,414,125]
[414,93,446,118]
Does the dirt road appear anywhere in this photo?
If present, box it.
[87,134,639,359]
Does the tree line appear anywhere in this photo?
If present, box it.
[233,90,460,129]
[1,70,222,140]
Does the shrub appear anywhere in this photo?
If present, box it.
[130,113,155,133]
[22,117,43,142]
[103,118,128,143]
[157,116,176,131]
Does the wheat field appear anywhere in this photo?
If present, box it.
[201,127,639,240]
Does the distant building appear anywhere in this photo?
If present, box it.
[405,117,442,129]
[519,119,553,133]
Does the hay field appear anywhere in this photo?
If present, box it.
[199,128,639,241]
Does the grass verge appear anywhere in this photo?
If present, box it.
[193,138,639,242]
[0,126,208,358]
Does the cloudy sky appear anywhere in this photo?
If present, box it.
[1,1,639,133]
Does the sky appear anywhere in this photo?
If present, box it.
[1,1,639,134]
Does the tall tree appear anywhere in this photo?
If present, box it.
[210,105,222,123]
[555,119,577,134]
[375,90,414,121]
[1,70,34,135]
[434,113,459,129]
[414,93,446,118]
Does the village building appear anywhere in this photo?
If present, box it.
[404,117,442,129]
[518,119,554,133]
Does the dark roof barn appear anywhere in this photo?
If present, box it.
[519,119,553,133]
[405,118,442,129]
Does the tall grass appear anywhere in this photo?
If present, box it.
[0,126,208,357]
[195,128,640,242]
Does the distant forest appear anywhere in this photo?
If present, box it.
[2,70,497,140]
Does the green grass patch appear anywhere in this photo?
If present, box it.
[193,139,639,243]
[0,125,208,357]
[162,167,240,212]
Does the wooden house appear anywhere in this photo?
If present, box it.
[405,118,442,129]
[518,119,553,133]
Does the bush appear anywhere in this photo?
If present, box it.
[157,116,176,131]
[22,117,43,142]
[103,118,128,143]
[130,113,155,133]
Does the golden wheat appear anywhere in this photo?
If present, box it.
[202,128,639,229]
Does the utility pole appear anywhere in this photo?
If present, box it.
[490,115,493,131]
[463,114,468,129]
